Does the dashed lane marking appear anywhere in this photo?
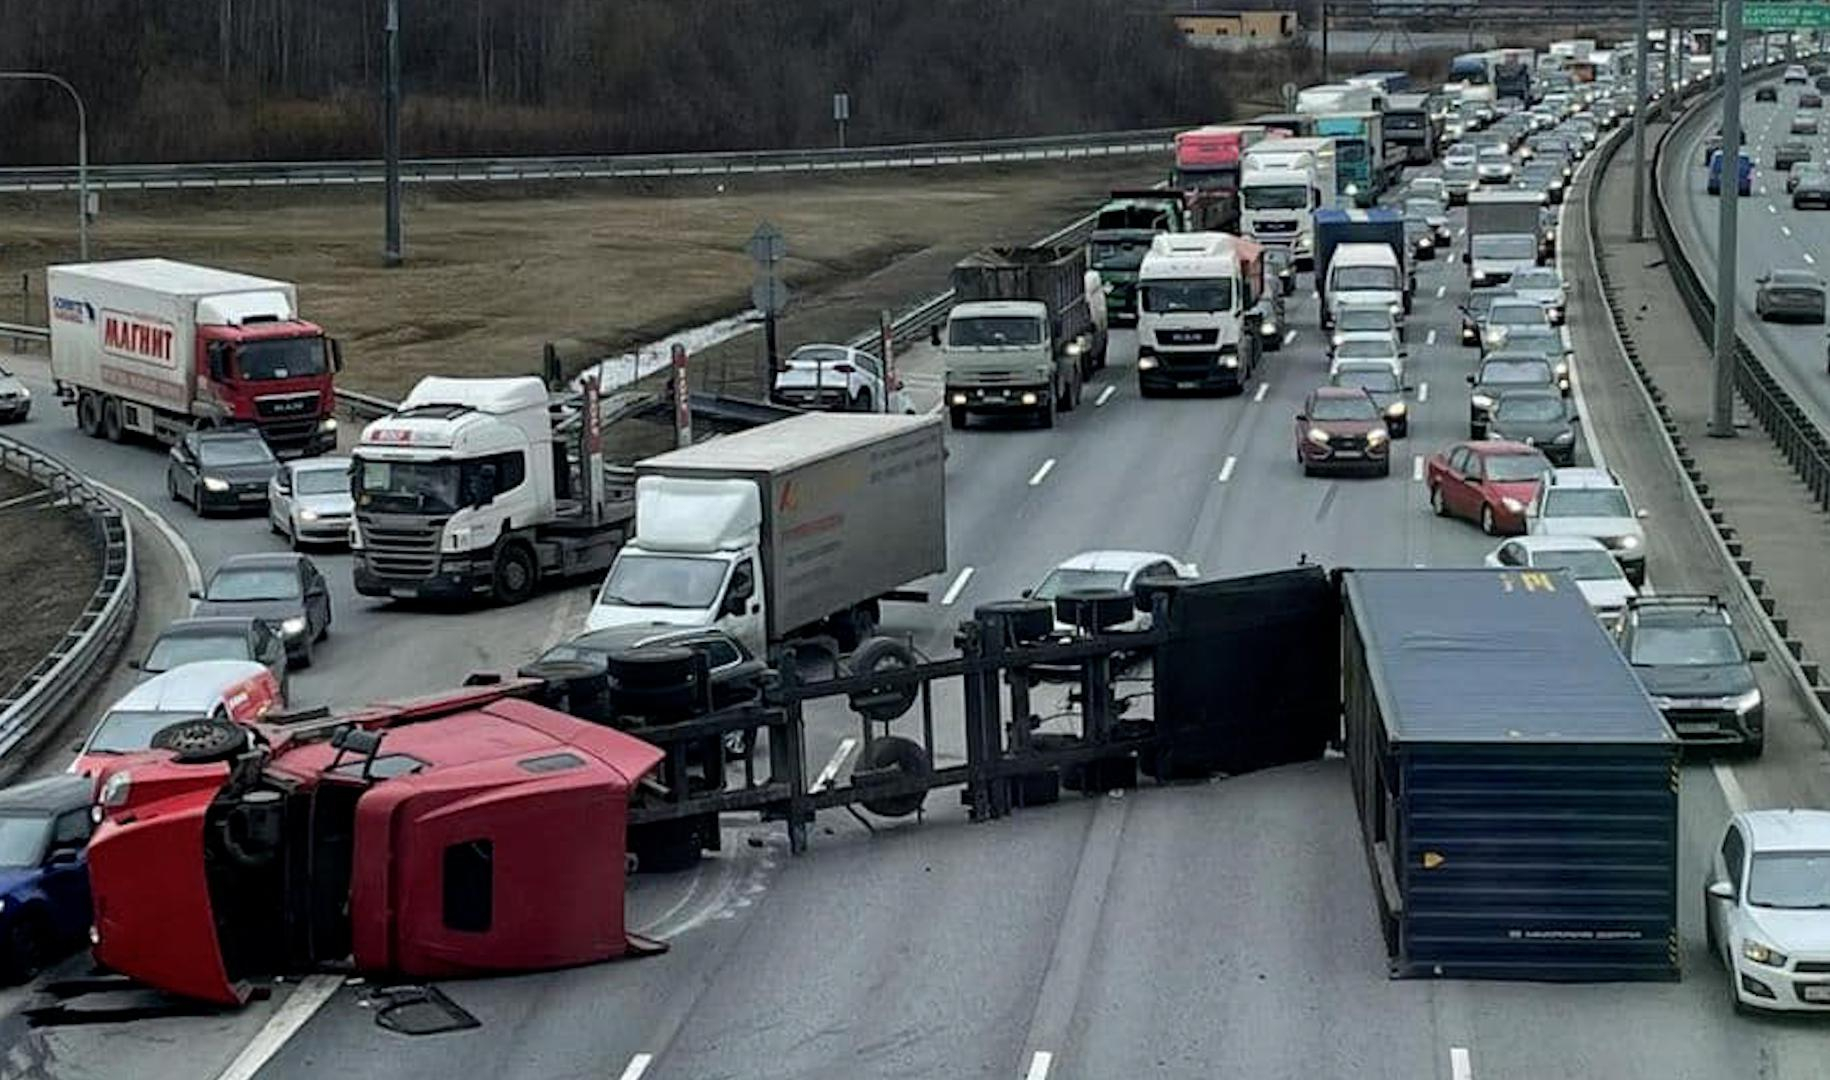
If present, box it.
[1218,455,1237,483]
[940,567,975,606]
[1095,385,1116,407]
[1028,458,1056,486]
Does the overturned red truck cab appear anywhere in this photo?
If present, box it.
[85,682,665,1005]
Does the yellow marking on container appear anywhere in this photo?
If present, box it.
[1422,851,1446,869]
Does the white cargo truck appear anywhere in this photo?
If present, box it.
[46,259,341,456]
[586,413,946,655]
[1240,138,1338,266]
[350,376,631,605]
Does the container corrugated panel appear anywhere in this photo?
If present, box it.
[1341,568,1679,983]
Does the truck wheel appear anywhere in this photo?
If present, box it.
[974,599,1055,644]
[832,604,878,652]
[856,735,932,818]
[1053,588,1135,634]
[846,636,918,722]
[1062,371,1081,413]
[150,718,251,764]
[949,407,968,430]
[608,645,701,719]
[77,391,102,437]
[1038,393,1056,429]
[492,543,537,606]
[100,397,126,443]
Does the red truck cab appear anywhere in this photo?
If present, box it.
[1173,125,1285,231]
[198,316,341,455]
[86,683,665,1005]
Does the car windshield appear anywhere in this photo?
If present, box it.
[1484,453,1550,481]
[1542,488,1632,517]
[1242,185,1309,210]
[0,815,50,867]
[1142,279,1235,313]
[1337,310,1392,332]
[1534,550,1624,581]
[1333,368,1399,392]
[1480,360,1552,384]
[89,709,193,755]
[598,554,728,610]
[237,336,328,382]
[146,631,253,670]
[1501,329,1561,353]
[1491,304,1547,326]
[1090,239,1149,270]
[1403,198,1444,218]
[205,566,300,601]
[949,316,1042,347]
[1474,235,1538,260]
[1479,147,1510,162]
[1334,266,1399,291]
[1311,394,1378,421]
[1031,567,1129,602]
[1629,623,1743,666]
[197,439,274,468]
[293,467,348,496]
[790,346,851,366]
[1513,270,1561,291]
[1495,394,1565,421]
[1334,339,1395,360]
[1747,851,1830,909]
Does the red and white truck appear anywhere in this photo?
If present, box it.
[47,259,341,457]
[1172,125,1284,232]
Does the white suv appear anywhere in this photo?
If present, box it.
[1526,467,1648,586]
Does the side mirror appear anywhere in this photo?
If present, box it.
[723,592,749,619]
[126,659,142,671]
[1707,880,1736,901]
[206,341,230,382]
[47,847,81,868]
[1569,412,1582,423]
[188,588,203,601]
[329,338,345,373]
[1749,648,1769,663]
[929,325,942,347]
[1636,508,1650,519]
[1466,373,1477,385]
[1020,588,1034,599]
[1295,413,1308,422]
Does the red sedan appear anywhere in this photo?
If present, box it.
[1296,386,1391,477]
[1425,440,1552,534]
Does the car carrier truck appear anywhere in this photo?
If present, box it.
[46,259,340,456]
[350,375,632,605]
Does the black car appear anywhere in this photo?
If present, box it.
[1817,74,1830,94]
[135,615,292,695]
[1483,388,1579,466]
[190,553,331,667]
[1755,85,1779,103]
[1615,596,1767,754]
[1404,214,1438,261]
[1794,168,1830,209]
[1466,352,1559,437]
[166,429,278,516]
[1329,361,1409,437]
[1775,140,1813,171]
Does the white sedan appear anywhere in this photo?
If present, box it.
[1482,534,1636,628]
[1706,809,1830,1014]
[1028,550,1199,632]
[771,343,913,414]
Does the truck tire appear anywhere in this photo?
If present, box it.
[1038,392,1056,429]
[77,391,103,437]
[101,396,126,443]
[491,542,537,606]
[856,735,932,818]
[1053,588,1135,634]
[608,645,702,719]
[974,599,1055,644]
[629,816,706,874]
[846,636,918,722]
[949,406,968,430]
[150,717,251,764]
[1061,369,1080,413]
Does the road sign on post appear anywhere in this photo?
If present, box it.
[834,92,851,149]
[1746,2,1830,27]
[747,222,789,394]
[671,343,692,448]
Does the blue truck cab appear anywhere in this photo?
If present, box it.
[1707,149,1753,197]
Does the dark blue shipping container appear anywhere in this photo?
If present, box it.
[1340,568,1679,982]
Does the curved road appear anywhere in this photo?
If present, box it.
[0,127,1826,1079]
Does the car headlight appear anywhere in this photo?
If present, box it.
[1471,393,1496,409]
[1137,356,1158,371]
[1220,355,1239,368]
[1501,497,1525,514]
[1385,402,1407,417]
[320,417,338,433]
[17,387,28,400]
[1615,535,1640,551]
[1743,940,1789,967]
[1538,193,1550,205]
[1552,430,1575,444]
[1366,429,1390,446]
[298,508,320,522]
[1731,688,1764,715]
[1332,334,1347,347]
[951,391,968,404]
[280,616,308,637]
[1307,427,1332,445]
[1389,304,1402,317]
[1554,361,1570,378]
[1473,269,1490,282]
[202,477,230,492]
[1346,183,1361,196]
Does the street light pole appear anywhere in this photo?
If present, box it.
[1632,0,1651,241]
[383,0,403,267]
[1710,0,1745,438]
[0,72,88,261]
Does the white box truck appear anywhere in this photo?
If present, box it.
[47,259,340,456]
[1241,137,1338,266]
[586,413,946,655]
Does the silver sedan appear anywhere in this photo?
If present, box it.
[1755,269,1828,324]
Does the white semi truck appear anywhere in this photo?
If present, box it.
[46,259,341,456]
[586,413,946,655]
[1240,138,1338,267]
[350,376,631,605]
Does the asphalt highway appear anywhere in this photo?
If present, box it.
[1,129,1829,1079]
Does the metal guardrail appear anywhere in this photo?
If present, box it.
[0,436,136,781]
[0,129,1181,194]
[0,320,49,345]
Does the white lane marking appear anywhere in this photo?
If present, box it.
[1783,224,1793,237]
[83,476,204,594]
[1456,227,1466,238]
[1412,455,1425,482]
[1436,284,1447,299]
[1715,761,1751,813]
[1768,203,1778,214]
[1028,458,1056,487]
[1095,385,1116,407]
[1426,328,1438,346]
[810,737,859,794]
[618,1054,655,1080]
[1253,382,1270,403]
[1218,455,1238,483]
[1025,1052,1055,1080]
[1418,381,1430,403]
[1283,329,1298,346]
[213,974,343,1080]
[1807,252,1818,265]
[1450,1046,1473,1080]
[940,566,975,606]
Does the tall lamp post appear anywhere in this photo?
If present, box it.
[0,72,88,261]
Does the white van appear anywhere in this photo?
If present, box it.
[71,659,284,774]
[1326,243,1407,336]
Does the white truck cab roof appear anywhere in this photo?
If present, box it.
[1141,234,1241,282]
[357,376,548,456]
[1332,243,1401,269]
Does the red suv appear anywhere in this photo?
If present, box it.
[1425,439,1552,534]
[1296,387,1391,477]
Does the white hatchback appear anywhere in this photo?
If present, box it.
[1706,809,1830,1013]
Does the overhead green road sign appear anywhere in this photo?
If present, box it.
[1746,2,1830,29]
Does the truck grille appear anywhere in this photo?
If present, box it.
[357,513,444,579]
[255,392,320,419]
[1254,220,1298,234]
[1156,328,1219,347]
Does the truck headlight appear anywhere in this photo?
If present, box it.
[1307,427,1332,445]
[1220,355,1239,368]
[203,477,230,492]
[1473,269,1490,283]
[1346,183,1360,196]
[1731,688,1764,715]
[951,392,968,405]
[444,526,473,552]
[319,417,338,433]
[280,616,308,637]
[1332,334,1347,347]
[1471,393,1495,409]
[1743,940,1788,967]
[1538,193,1550,205]
[101,769,133,809]
[1554,360,1570,378]
[1261,321,1277,336]
[1137,356,1158,371]
[1385,402,1407,418]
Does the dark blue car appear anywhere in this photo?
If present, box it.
[0,774,95,979]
